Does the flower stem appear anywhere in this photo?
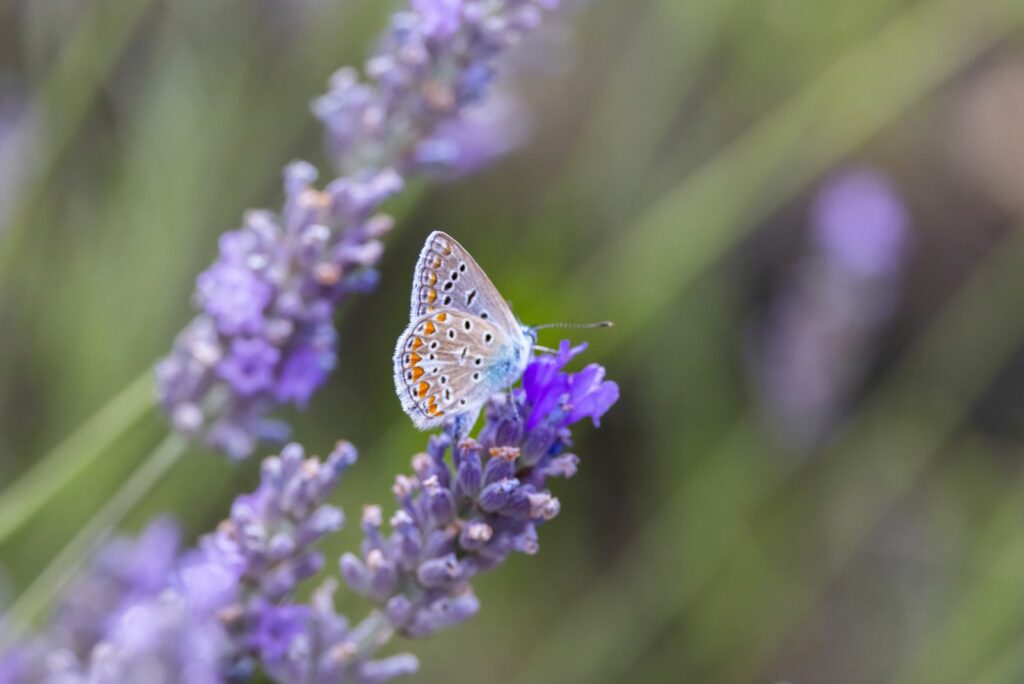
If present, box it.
[0,369,154,548]
[350,609,395,658]
[0,431,189,648]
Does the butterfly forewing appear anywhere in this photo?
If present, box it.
[410,231,518,331]
[393,310,520,430]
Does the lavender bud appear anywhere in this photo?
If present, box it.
[483,452,516,485]
[366,549,398,601]
[539,453,579,479]
[458,521,493,552]
[386,595,413,627]
[528,492,561,521]
[478,478,519,512]
[356,653,420,683]
[339,553,370,595]
[422,475,455,525]
[455,450,483,500]
[416,554,462,589]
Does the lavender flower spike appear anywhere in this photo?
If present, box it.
[156,164,396,459]
[314,0,563,177]
[158,0,571,459]
[338,340,618,643]
[3,344,618,682]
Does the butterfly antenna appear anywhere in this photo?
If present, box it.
[533,321,614,331]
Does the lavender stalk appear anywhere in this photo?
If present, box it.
[1,341,618,683]
[157,0,571,459]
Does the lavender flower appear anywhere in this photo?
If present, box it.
[0,442,370,683]
[155,164,396,459]
[313,0,561,176]
[336,340,618,642]
[3,343,617,683]
[749,168,910,451]
[158,0,571,459]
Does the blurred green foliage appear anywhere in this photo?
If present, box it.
[4,0,1024,681]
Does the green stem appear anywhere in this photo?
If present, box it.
[351,609,396,658]
[0,369,153,548]
[0,432,189,648]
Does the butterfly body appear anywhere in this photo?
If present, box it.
[394,231,534,433]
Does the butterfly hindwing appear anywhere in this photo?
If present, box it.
[410,231,518,331]
[393,310,524,430]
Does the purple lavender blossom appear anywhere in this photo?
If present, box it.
[0,442,367,684]
[750,167,910,451]
[812,169,909,277]
[156,163,397,459]
[4,343,617,683]
[313,0,563,178]
[337,340,618,640]
[158,0,571,459]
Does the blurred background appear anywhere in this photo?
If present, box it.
[3,0,1024,681]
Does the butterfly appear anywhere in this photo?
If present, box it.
[393,231,536,435]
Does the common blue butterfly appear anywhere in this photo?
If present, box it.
[393,231,536,435]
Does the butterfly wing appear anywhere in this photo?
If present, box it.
[393,310,529,430]
[410,231,519,331]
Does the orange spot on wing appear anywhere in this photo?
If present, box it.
[435,312,447,322]
[427,289,437,303]
[443,245,452,256]
[411,337,424,350]
[409,353,422,366]
[424,321,436,335]
[428,399,440,415]
[417,381,430,398]
[432,257,442,268]
[412,367,424,380]
[428,272,437,286]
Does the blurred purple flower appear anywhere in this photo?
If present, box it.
[314,0,562,178]
[812,169,909,278]
[750,167,911,451]
[417,93,533,175]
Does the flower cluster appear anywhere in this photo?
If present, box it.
[3,342,618,683]
[0,442,371,683]
[156,164,397,459]
[336,341,618,641]
[157,0,569,459]
[314,0,560,176]
[749,168,910,450]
